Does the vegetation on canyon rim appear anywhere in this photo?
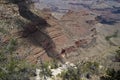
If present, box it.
[0,0,120,80]
[0,42,120,80]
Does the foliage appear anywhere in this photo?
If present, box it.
[60,67,81,80]
[0,53,6,62]
[100,68,120,80]
[80,61,99,74]
[105,30,118,41]
[40,62,52,77]
[114,47,120,62]
[0,28,8,34]
[0,57,36,80]
[38,59,59,77]
[100,47,120,80]
[60,61,99,80]
[0,38,36,80]
[5,38,17,53]
[49,59,59,69]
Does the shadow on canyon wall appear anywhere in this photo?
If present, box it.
[95,15,118,25]
[8,0,64,63]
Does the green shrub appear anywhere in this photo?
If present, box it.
[5,38,17,53]
[39,61,52,77]
[0,28,8,34]
[100,68,120,80]
[61,67,81,80]
[105,30,118,41]
[50,59,59,69]
[114,47,120,62]
[81,61,99,74]
[60,61,99,80]
[0,53,6,62]
[0,58,36,80]
[0,40,36,80]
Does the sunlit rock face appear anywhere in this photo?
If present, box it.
[0,2,120,79]
[13,0,120,63]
